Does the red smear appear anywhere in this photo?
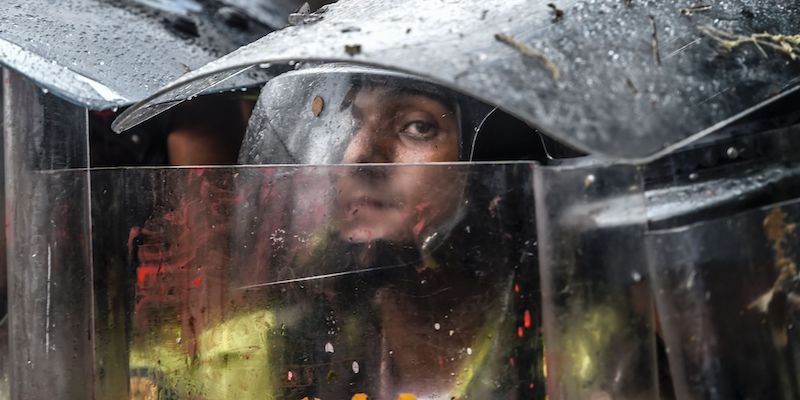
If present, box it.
[413,218,427,236]
[509,357,516,367]
[438,355,445,369]
[192,276,203,287]
[517,327,524,338]
[524,310,532,329]
[137,266,158,288]
[514,284,520,294]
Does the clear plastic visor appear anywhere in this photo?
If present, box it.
[240,67,470,165]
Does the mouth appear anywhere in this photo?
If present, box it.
[346,195,395,214]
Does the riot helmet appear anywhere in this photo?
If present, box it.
[237,63,543,248]
[240,63,521,165]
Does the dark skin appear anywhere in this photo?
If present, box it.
[337,87,463,243]
[167,96,255,165]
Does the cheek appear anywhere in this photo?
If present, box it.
[396,136,460,163]
[394,167,465,227]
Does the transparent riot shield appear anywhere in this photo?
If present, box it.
[90,162,541,399]
[3,69,102,399]
[535,164,660,400]
[647,200,800,399]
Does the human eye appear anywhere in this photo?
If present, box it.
[400,119,439,140]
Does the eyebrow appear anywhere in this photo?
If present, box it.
[349,89,456,125]
[342,79,457,113]
[381,86,456,113]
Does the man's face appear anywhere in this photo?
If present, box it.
[335,86,465,244]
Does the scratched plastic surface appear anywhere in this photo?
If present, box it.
[535,163,659,400]
[88,162,542,399]
[647,200,800,399]
[114,0,800,160]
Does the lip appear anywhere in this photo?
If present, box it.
[343,193,400,215]
[349,195,390,209]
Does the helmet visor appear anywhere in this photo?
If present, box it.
[240,65,485,165]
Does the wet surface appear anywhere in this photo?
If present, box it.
[0,0,274,108]
[115,0,800,160]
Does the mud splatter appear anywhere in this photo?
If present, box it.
[680,4,711,17]
[345,44,362,56]
[547,3,564,21]
[749,207,798,313]
[495,33,561,80]
[699,26,800,60]
[649,15,662,65]
[488,195,502,218]
[312,95,325,117]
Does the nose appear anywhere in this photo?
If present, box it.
[341,123,394,164]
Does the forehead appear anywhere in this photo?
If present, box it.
[349,83,457,114]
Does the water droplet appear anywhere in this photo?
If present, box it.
[434,322,441,330]
[584,174,596,188]
[466,347,473,355]
[325,342,334,353]
[631,271,642,282]
[352,361,360,374]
